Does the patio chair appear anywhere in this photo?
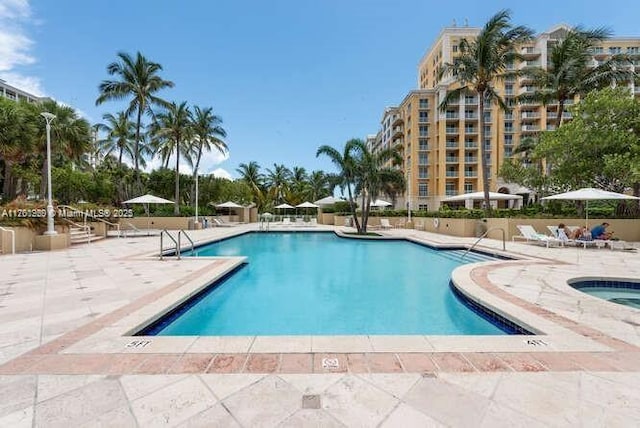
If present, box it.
[212,218,237,227]
[513,225,562,247]
[394,219,406,229]
[282,217,292,226]
[380,218,393,230]
[309,218,318,227]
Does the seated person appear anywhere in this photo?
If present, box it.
[590,222,612,240]
[557,223,571,242]
[571,226,592,241]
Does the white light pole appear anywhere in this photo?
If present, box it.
[41,112,57,235]
[195,170,199,223]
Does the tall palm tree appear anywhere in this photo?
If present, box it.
[0,99,36,199]
[189,106,227,205]
[35,99,92,198]
[305,170,330,202]
[350,140,404,232]
[439,9,534,215]
[317,139,363,231]
[149,101,192,214]
[265,163,291,204]
[521,26,633,129]
[96,51,174,188]
[236,161,264,207]
[95,112,135,167]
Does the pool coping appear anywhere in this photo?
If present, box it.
[1,224,639,375]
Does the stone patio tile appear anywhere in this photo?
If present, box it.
[491,374,581,426]
[396,353,437,373]
[311,336,373,353]
[366,353,403,373]
[83,405,138,427]
[0,375,36,418]
[346,353,369,373]
[104,354,148,374]
[168,354,216,374]
[580,372,640,420]
[437,372,504,398]
[199,374,266,400]
[34,378,128,427]
[205,354,248,374]
[130,375,217,427]
[368,335,432,352]
[278,353,313,373]
[245,353,280,373]
[36,375,96,403]
[250,336,311,353]
[463,353,512,372]
[403,376,491,427]
[479,401,549,428]
[277,374,343,395]
[0,406,33,428]
[120,375,188,401]
[530,352,585,371]
[313,353,348,373]
[222,375,301,427]
[177,403,241,427]
[0,355,44,375]
[431,352,476,372]
[133,354,182,374]
[323,375,398,427]
[494,353,547,372]
[379,403,445,427]
[187,336,254,354]
[357,373,421,399]
[278,409,345,427]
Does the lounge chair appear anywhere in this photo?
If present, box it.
[309,218,318,227]
[294,217,305,227]
[282,218,292,226]
[380,218,393,230]
[414,220,425,231]
[394,219,406,229]
[212,218,237,228]
[513,225,562,247]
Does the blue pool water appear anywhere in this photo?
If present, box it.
[572,280,640,310]
[146,232,510,336]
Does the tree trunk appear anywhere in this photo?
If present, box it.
[134,107,143,191]
[555,99,565,130]
[2,160,14,200]
[174,140,180,215]
[478,92,491,216]
[190,143,203,206]
[118,147,123,167]
[346,181,361,232]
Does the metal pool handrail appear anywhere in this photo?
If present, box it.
[160,229,179,260]
[461,227,506,261]
[179,229,195,255]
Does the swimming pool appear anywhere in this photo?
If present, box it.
[142,232,514,336]
[571,279,640,310]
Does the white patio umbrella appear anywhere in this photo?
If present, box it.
[370,199,392,208]
[215,201,244,208]
[541,188,640,227]
[123,194,174,231]
[314,196,345,206]
[296,201,319,216]
[274,203,294,219]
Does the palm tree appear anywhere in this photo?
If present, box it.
[317,139,363,231]
[95,112,135,167]
[350,140,404,232]
[236,161,264,206]
[35,100,92,199]
[520,26,633,129]
[0,99,36,199]
[305,170,330,202]
[189,106,227,205]
[149,101,192,214]
[439,9,534,215]
[265,163,291,204]
[96,51,174,188]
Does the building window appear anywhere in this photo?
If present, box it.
[419,98,429,108]
[464,182,474,193]
[418,183,428,197]
[418,204,428,210]
[419,111,429,123]
[418,153,428,165]
[504,135,513,145]
[609,47,622,54]
[418,166,428,178]
[419,125,429,136]
[452,45,458,53]
[627,47,640,54]
[419,139,429,151]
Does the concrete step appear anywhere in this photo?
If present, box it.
[70,234,105,245]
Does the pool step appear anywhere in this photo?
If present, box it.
[440,249,499,263]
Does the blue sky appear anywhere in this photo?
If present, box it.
[2,0,639,179]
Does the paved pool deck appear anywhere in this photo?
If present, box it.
[1,224,639,426]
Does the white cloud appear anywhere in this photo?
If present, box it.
[0,0,44,96]
[210,168,232,180]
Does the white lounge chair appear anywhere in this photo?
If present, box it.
[282,218,292,226]
[380,218,393,230]
[414,219,425,231]
[513,225,562,247]
[212,218,236,227]
[394,219,406,229]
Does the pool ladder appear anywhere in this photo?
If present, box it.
[461,227,506,261]
[159,229,195,260]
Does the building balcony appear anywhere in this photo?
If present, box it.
[445,171,458,178]
[521,125,540,132]
[520,47,541,58]
[464,128,477,134]
[445,113,459,120]
[445,142,458,149]
[445,128,459,134]
[464,142,478,149]
[392,116,403,126]
[464,171,477,177]
[445,190,457,196]
[464,97,478,105]
[464,113,478,120]
[446,157,459,163]
[521,112,540,120]
[464,157,477,163]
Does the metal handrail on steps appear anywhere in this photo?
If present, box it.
[58,205,121,237]
[0,226,16,254]
[179,229,195,255]
[461,227,506,261]
[160,229,179,260]
[62,218,92,244]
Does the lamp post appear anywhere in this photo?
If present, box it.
[195,170,199,224]
[41,112,57,235]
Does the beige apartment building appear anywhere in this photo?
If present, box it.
[373,24,640,211]
[0,79,44,104]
